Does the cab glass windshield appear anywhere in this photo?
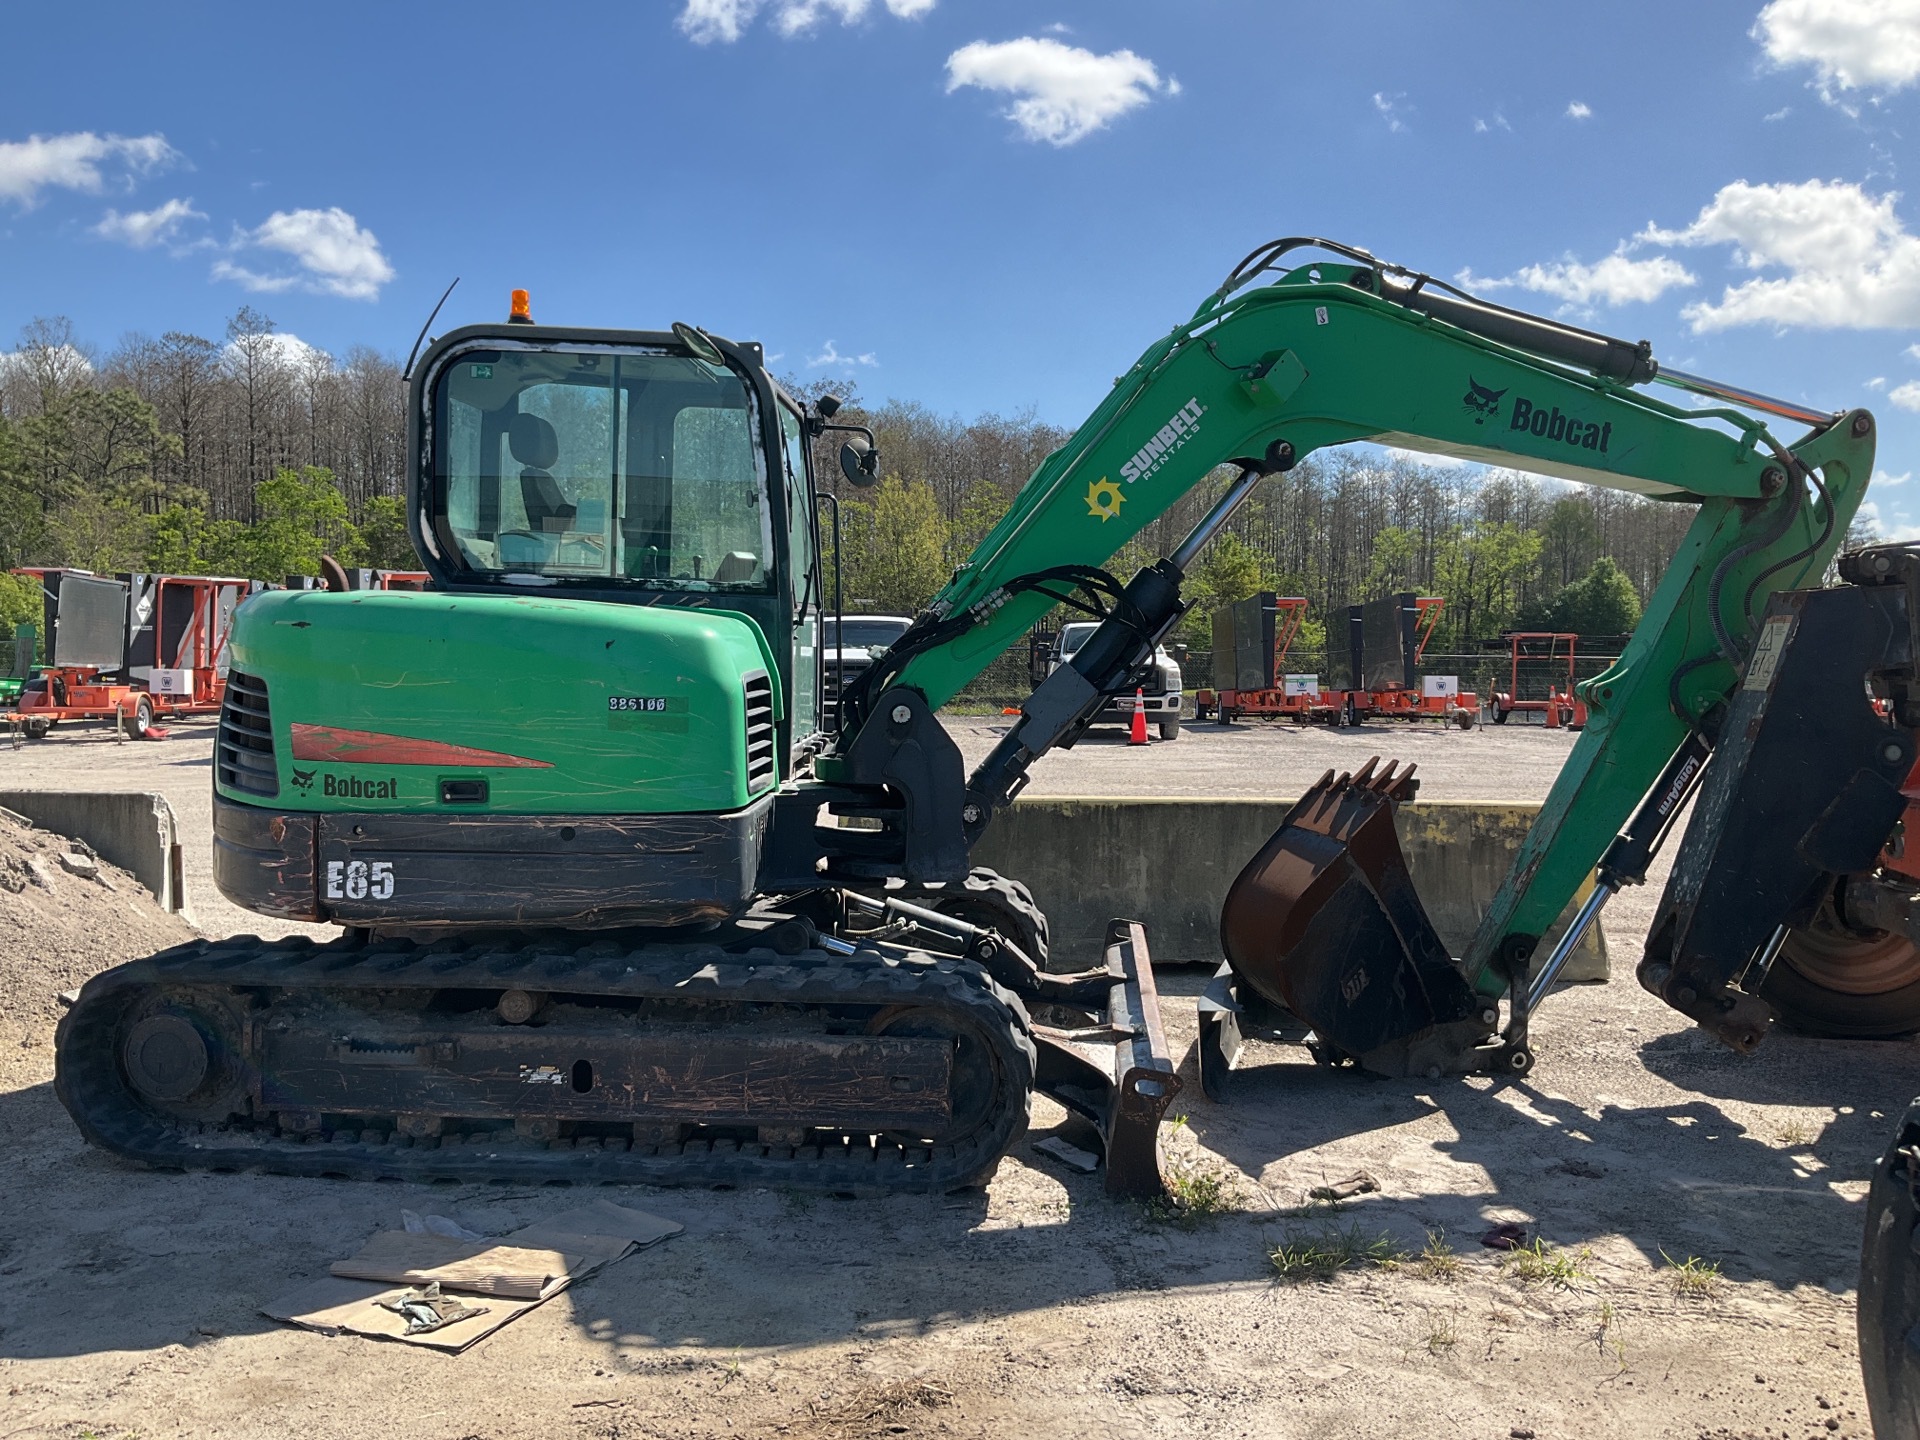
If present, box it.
[433,347,773,590]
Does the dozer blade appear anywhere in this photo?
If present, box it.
[1219,758,1492,1075]
[1032,919,1181,1198]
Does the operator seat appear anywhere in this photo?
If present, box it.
[510,413,575,534]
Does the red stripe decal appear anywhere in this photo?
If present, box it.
[289,723,552,768]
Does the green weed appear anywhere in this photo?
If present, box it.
[1269,1223,1407,1282]
[1660,1250,1723,1298]
[1501,1238,1593,1288]
[1146,1162,1230,1226]
[1416,1229,1462,1281]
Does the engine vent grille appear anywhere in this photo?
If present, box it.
[217,669,280,798]
[743,670,777,794]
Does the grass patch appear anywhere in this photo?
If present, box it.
[1501,1238,1593,1288]
[1425,1310,1459,1354]
[1660,1250,1723,1298]
[1416,1229,1462,1281]
[1269,1222,1407,1282]
[1145,1160,1231,1227]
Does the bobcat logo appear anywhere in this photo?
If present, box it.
[1462,377,1507,423]
[290,767,317,793]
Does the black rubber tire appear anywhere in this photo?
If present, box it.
[1860,1102,1920,1440]
[1158,715,1180,741]
[893,868,1052,972]
[123,695,154,739]
[22,717,50,740]
[1491,702,1510,726]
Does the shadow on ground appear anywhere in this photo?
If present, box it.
[5,994,1916,1365]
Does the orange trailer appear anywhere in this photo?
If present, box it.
[1490,631,1587,729]
[8,569,250,739]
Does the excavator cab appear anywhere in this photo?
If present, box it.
[197,307,858,931]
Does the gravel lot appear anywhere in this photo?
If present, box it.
[0,712,1908,1439]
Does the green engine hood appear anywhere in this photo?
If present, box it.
[222,589,782,815]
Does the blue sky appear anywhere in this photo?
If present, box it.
[7,1,1920,530]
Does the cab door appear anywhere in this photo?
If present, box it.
[778,402,822,740]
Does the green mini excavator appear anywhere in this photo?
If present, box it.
[56,238,1903,1198]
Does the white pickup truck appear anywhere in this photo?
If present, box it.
[1052,621,1184,740]
[821,614,913,729]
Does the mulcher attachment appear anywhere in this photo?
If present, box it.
[1213,758,1493,1078]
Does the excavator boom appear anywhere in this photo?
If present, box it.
[834,238,1872,1077]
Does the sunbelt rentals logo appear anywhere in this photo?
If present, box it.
[1118,398,1207,485]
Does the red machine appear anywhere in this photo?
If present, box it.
[1358,596,1478,727]
[1196,596,1324,721]
[8,569,248,739]
[1490,631,1587,729]
[1200,594,1477,727]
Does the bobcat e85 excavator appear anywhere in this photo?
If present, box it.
[54,238,1899,1203]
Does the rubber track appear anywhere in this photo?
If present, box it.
[55,933,1037,1195]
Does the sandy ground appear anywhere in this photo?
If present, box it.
[0,712,1908,1439]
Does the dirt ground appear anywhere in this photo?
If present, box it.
[0,713,1909,1439]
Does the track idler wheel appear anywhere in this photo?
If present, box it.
[113,989,252,1125]
[1219,758,1490,1076]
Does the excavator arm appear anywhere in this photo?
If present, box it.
[819,238,1873,1075]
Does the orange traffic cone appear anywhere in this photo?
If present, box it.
[1129,688,1150,745]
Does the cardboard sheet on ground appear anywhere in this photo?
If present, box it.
[263,1200,682,1352]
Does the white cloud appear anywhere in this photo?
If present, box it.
[1640,179,1920,331]
[1460,250,1696,309]
[808,339,877,368]
[1566,100,1593,119]
[678,0,931,43]
[1906,342,1920,360]
[1868,374,1888,389]
[1856,498,1920,541]
[1753,0,1920,98]
[92,197,205,249]
[223,331,329,371]
[1890,379,1920,409]
[0,131,179,209]
[1380,445,1473,469]
[945,37,1170,145]
[0,343,94,391]
[214,207,395,301]
[1875,466,1913,485]
[1372,91,1408,133]
[1473,111,1511,134]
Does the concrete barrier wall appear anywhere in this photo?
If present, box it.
[0,790,185,912]
[971,796,1607,980]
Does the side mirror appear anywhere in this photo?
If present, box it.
[671,321,728,367]
[839,435,880,486]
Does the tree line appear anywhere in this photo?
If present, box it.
[0,312,1801,674]
[0,309,410,580]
